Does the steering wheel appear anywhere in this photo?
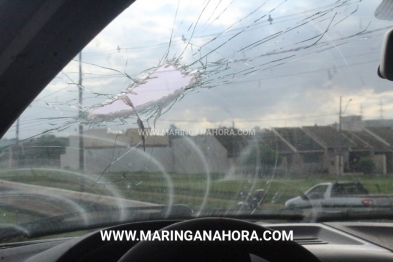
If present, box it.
[119,217,321,262]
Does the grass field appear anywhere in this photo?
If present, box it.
[2,168,393,212]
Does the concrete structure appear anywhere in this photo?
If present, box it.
[272,127,325,175]
[255,124,393,176]
[60,128,230,175]
[57,121,393,176]
[172,135,229,174]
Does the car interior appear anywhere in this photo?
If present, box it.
[2,0,393,261]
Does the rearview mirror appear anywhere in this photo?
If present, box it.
[378,28,393,81]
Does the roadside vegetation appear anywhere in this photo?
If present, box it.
[1,169,393,211]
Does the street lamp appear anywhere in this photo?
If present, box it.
[338,96,352,176]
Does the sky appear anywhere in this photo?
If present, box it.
[3,0,393,140]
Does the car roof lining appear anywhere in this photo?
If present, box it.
[0,0,135,138]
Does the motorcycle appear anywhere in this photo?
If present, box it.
[237,188,266,211]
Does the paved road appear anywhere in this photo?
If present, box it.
[0,179,158,218]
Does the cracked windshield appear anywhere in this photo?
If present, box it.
[2,0,393,242]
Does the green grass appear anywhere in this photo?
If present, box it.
[0,208,19,225]
[2,169,393,242]
[1,169,393,211]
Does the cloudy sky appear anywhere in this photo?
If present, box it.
[4,0,393,139]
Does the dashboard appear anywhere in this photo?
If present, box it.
[1,220,393,261]
[1,1,393,262]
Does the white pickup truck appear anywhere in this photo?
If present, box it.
[285,181,393,209]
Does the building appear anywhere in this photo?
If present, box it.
[272,127,325,175]
[58,117,393,176]
[60,128,230,174]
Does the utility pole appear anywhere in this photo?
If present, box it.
[16,118,19,143]
[380,99,384,120]
[14,118,20,180]
[338,96,342,176]
[78,52,84,192]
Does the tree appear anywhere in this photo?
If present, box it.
[33,135,68,159]
[242,143,282,175]
[20,135,68,166]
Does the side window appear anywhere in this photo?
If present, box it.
[306,185,328,200]
[331,183,368,197]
